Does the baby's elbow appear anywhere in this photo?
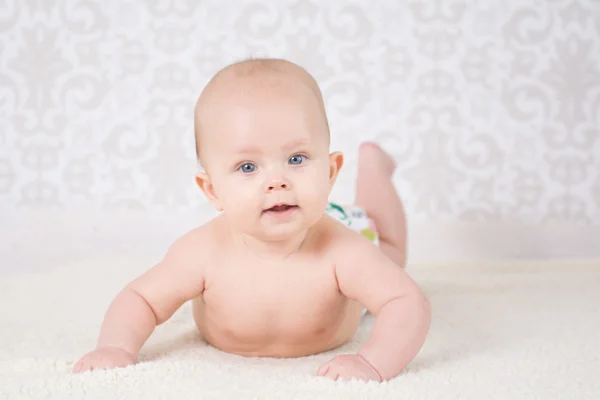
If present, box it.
[410,282,430,316]
[403,287,431,332]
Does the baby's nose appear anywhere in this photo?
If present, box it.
[266,178,290,192]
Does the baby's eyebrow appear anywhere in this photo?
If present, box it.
[282,138,309,151]
[235,138,310,155]
[235,145,263,155]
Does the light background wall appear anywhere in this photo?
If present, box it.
[1,0,600,260]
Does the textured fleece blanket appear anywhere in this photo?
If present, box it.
[2,252,599,400]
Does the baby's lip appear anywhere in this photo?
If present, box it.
[263,203,298,212]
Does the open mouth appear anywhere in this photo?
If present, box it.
[264,204,298,213]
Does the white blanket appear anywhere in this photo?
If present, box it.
[2,250,599,399]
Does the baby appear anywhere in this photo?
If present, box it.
[73,58,431,382]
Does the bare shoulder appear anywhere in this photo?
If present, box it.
[306,214,379,271]
[316,214,375,260]
[164,215,224,267]
[125,215,226,323]
[305,215,355,257]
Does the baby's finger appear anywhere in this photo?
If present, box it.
[325,368,340,381]
[75,362,91,374]
[317,358,334,375]
[72,361,82,374]
[355,373,370,382]
[75,359,92,374]
[317,365,330,376]
[93,358,113,371]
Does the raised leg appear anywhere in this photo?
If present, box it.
[354,142,407,268]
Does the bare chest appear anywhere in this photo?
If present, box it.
[197,256,347,340]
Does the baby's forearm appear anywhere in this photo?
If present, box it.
[358,293,431,381]
[95,286,157,358]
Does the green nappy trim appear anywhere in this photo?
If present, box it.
[326,202,377,243]
[360,228,377,242]
[325,202,351,226]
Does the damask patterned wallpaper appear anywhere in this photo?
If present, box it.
[1,0,599,225]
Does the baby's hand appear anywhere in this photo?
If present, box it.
[317,354,382,382]
[72,346,137,374]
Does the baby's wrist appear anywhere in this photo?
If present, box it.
[96,345,137,359]
[356,353,383,382]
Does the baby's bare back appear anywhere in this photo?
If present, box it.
[192,217,364,358]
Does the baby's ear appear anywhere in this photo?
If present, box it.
[195,173,223,211]
[328,151,344,188]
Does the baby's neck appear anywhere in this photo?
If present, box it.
[234,229,311,261]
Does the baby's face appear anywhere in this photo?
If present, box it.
[198,76,338,241]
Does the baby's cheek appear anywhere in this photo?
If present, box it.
[299,165,328,188]
[226,178,257,199]
[299,178,329,213]
[228,190,256,210]
[220,183,254,212]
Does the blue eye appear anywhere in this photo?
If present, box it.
[239,163,256,173]
[289,154,306,165]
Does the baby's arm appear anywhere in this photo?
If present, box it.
[72,230,207,373]
[326,236,431,381]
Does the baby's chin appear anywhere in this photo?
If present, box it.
[258,226,307,242]
[252,219,313,242]
[226,206,323,240]
[257,219,310,240]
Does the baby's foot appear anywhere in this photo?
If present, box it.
[358,142,397,179]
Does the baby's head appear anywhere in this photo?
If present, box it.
[194,58,343,241]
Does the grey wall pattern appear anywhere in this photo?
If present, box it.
[1,0,599,225]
